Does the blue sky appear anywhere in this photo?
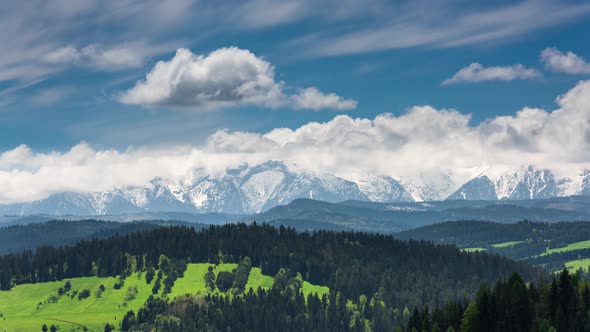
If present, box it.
[1,0,589,151]
[1,0,590,203]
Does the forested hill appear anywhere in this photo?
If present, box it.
[0,224,539,311]
[396,220,590,271]
[0,219,205,254]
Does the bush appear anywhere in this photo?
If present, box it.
[78,288,91,300]
[95,287,103,298]
[104,323,115,332]
[47,294,59,303]
[124,286,138,302]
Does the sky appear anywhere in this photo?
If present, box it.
[1,0,590,203]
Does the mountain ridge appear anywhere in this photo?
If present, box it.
[0,161,588,215]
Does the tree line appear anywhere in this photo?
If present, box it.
[0,223,538,310]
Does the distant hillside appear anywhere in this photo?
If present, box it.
[253,196,590,233]
[396,220,590,271]
[0,219,205,254]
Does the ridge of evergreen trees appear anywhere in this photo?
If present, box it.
[120,269,590,332]
[0,223,540,310]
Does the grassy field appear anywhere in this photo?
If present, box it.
[565,258,590,272]
[0,263,329,332]
[491,240,526,248]
[543,239,590,255]
[0,272,153,332]
[461,247,487,252]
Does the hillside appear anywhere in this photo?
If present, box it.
[0,224,539,331]
[253,196,590,233]
[0,263,328,331]
[396,220,590,271]
[0,219,207,254]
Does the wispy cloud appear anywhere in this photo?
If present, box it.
[442,63,540,86]
[541,47,590,75]
[290,0,590,57]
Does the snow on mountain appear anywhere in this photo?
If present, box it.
[579,170,590,196]
[344,171,414,202]
[1,162,589,216]
[447,175,497,200]
[492,166,558,200]
[399,170,457,202]
[0,161,372,215]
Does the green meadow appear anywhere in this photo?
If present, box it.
[0,263,329,332]
[543,239,590,256]
[565,258,590,272]
[491,240,527,248]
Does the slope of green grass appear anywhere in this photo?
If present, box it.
[245,266,275,291]
[565,258,590,272]
[491,240,526,248]
[0,263,329,331]
[168,263,237,298]
[0,272,154,332]
[302,281,329,297]
[543,239,590,255]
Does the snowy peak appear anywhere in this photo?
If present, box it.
[1,162,589,216]
[493,166,558,200]
[579,170,590,196]
[447,175,497,201]
[347,173,414,203]
[399,170,457,202]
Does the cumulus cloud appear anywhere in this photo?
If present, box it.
[1,80,589,203]
[442,63,540,85]
[118,47,357,111]
[540,47,590,74]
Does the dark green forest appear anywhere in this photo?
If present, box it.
[121,269,590,332]
[0,223,541,330]
[398,220,590,270]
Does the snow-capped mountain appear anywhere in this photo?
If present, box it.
[0,161,375,216]
[399,170,457,202]
[344,171,414,203]
[580,170,590,196]
[186,161,369,214]
[447,175,497,200]
[1,162,589,216]
[493,166,558,200]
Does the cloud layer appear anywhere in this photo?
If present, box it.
[43,44,146,70]
[442,63,540,85]
[119,47,356,111]
[1,80,589,204]
[541,47,590,74]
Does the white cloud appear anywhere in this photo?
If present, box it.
[119,47,357,111]
[291,87,357,110]
[540,47,590,74]
[43,43,151,70]
[1,80,590,204]
[442,63,540,85]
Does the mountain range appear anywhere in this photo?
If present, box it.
[0,161,588,216]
